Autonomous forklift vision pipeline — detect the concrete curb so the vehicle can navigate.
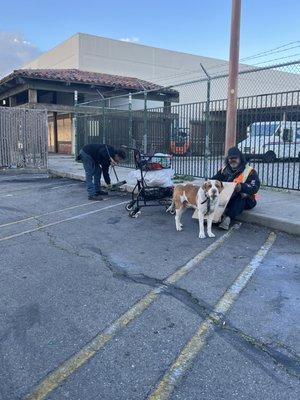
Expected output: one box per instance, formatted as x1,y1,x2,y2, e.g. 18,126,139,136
237,213,300,236
48,169,85,182
48,167,300,236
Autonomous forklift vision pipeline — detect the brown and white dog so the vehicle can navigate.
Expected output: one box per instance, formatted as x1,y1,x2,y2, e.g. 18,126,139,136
168,180,223,238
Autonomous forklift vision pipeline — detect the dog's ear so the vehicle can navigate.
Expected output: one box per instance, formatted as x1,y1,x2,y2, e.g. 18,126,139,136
202,181,211,192
215,180,224,193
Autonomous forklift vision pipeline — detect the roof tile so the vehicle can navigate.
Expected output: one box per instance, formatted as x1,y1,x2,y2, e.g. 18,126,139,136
0,68,176,95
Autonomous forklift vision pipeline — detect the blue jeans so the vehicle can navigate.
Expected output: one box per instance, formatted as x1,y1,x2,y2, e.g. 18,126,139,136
79,150,102,197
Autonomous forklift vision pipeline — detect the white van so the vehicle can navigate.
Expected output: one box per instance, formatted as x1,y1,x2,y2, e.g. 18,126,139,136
238,121,300,162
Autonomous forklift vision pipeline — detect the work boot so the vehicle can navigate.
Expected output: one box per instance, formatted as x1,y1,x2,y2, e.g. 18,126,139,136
219,216,231,230
95,190,108,196
88,195,103,201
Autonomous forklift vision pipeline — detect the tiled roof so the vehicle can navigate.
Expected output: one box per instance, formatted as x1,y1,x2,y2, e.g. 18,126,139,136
0,68,176,95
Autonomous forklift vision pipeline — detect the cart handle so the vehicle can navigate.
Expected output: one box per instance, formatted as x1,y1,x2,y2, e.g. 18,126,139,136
121,145,156,159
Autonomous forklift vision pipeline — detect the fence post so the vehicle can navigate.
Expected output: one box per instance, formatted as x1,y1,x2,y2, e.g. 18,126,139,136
143,91,148,153
102,99,106,144
200,64,211,179
204,79,211,179
128,93,133,146
74,90,79,159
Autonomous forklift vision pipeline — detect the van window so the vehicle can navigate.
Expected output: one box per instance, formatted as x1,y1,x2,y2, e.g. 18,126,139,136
282,128,293,142
296,128,300,140
250,122,278,136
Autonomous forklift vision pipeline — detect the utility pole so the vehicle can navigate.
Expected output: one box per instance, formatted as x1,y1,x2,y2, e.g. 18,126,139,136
225,0,241,154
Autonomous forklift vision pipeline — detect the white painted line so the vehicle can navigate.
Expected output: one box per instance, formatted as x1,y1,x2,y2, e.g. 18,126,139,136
0,201,127,243
49,183,80,190
148,231,277,400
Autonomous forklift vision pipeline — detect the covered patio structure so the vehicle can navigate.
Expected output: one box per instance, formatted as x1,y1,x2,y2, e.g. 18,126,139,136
0,69,179,154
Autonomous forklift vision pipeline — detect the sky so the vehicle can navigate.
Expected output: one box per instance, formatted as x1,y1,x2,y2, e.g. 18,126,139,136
0,0,299,77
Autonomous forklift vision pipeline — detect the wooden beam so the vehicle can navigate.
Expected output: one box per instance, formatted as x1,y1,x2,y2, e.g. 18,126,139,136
28,81,120,96
29,102,102,114
0,83,29,100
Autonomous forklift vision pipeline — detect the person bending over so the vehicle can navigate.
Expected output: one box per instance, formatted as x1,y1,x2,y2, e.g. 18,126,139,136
78,144,126,200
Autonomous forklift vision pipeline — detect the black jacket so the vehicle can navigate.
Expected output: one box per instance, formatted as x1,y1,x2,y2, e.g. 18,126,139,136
212,156,260,205
81,144,117,185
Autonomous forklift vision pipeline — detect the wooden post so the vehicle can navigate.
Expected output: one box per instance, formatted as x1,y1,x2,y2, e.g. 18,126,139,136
9,96,17,107
53,112,59,153
28,89,38,104
225,0,241,154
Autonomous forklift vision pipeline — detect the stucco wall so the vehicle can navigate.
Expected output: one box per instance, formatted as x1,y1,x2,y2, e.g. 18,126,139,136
23,34,80,69
22,33,300,105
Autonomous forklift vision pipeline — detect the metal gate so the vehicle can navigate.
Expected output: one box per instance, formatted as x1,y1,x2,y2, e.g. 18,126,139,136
0,107,48,169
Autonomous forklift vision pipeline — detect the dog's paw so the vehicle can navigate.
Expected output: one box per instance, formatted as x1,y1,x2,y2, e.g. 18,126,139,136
208,232,215,238
176,226,183,231
179,223,183,228
199,232,206,239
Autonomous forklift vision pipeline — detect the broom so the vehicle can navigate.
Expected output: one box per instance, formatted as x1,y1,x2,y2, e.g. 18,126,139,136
105,145,127,190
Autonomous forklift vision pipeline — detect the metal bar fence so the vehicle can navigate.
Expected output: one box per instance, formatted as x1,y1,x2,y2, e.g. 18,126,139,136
76,60,300,190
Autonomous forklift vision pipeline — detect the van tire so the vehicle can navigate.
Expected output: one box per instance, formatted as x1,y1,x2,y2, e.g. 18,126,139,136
264,151,276,163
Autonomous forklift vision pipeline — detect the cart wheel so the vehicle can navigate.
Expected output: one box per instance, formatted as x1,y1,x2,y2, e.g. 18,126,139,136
165,204,176,215
129,208,141,218
125,201,135,211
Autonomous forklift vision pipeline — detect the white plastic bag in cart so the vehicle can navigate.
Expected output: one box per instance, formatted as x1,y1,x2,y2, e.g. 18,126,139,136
127,168,174,188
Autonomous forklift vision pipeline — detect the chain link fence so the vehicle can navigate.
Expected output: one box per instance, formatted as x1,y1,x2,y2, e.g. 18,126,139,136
76,60,300,190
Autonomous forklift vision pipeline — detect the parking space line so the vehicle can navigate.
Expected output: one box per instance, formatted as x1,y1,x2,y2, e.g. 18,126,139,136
25,224,240,400
0,201,127,243
0,200,109,228
0,183,81,198
148,231,277,400
48,183,81,190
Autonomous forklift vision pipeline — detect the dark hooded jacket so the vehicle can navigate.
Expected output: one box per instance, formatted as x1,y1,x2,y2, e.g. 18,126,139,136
212,148,260,206
79,144,117,185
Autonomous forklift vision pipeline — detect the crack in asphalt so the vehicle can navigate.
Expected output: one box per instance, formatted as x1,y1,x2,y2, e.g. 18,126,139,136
32,216,94,260
85,245,300,382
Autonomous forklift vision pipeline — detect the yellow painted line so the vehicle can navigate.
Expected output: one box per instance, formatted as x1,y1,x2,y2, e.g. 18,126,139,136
0,201,127,243
148,231,277,400
26,224,241,400
0,200,108,228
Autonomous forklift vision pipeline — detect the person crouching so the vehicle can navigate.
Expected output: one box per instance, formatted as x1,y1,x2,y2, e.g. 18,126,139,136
212,147,260,230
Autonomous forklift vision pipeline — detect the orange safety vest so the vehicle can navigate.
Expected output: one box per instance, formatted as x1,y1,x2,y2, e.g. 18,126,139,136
222,164,259,200
235,165,259,200
233,164,253,184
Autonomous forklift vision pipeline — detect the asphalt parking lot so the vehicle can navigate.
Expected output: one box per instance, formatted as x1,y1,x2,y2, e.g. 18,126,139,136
0,173,299,400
